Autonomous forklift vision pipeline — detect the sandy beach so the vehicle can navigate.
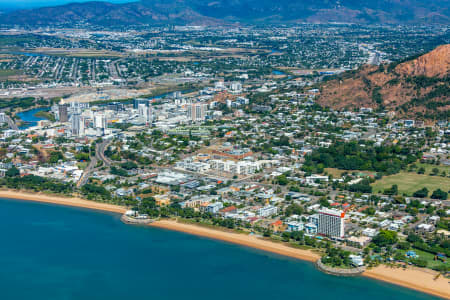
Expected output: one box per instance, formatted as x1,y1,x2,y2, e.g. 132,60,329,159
150,219,450,299
0,190,126,214
150,219,321,262
0,191,448,299
365,265,450,299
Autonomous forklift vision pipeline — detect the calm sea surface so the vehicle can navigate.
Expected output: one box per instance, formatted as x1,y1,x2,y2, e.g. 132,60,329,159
0,198,442,300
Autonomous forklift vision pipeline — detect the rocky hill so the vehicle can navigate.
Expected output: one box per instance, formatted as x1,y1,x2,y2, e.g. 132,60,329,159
2,0,449,26
317,44,450,120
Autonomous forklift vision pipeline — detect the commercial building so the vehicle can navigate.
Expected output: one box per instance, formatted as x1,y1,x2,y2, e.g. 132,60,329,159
287,221,304,232
94,114,107,130
209,159,260,175
258,205,278,217
205,202,224,214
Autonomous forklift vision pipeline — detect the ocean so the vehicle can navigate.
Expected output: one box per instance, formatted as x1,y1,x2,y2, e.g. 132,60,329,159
0,198,442,300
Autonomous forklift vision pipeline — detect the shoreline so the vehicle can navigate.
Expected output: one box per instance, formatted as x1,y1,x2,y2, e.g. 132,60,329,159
0,191,448,299
364,266,450,299
0,190,126,214
150,219,320,263
151,219,450,299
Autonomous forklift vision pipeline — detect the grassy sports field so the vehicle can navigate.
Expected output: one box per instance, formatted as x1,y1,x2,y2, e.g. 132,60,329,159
372,172,450,196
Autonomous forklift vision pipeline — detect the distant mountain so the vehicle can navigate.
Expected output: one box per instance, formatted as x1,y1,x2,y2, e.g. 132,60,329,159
1,0,449,26
317,44,450,120
0,1,220,26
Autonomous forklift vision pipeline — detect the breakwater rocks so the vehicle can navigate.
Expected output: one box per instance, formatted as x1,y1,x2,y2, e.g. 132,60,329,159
316,259,365,276
120,215,153,225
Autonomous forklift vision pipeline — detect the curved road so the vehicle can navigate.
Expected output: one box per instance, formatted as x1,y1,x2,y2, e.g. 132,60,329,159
77,139,112,187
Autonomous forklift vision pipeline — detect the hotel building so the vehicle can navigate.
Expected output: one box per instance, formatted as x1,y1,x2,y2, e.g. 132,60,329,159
318,208,345,238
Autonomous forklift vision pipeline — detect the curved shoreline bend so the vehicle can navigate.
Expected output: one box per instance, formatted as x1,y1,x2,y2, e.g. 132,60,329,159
150,220,450,299
0,191,448,299
150,219,320,262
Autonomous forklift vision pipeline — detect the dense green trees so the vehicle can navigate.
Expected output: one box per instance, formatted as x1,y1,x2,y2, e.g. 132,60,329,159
383,184,398,196
363,207,376,216
321,245,351,267
0,174,72,194
431,189,448,200
5,166,20,177
348,179,372,193
413,187,429,198
275,174,288,185
372,230,398,247
49,151,64,163
0,97,36,111
284,204,304,216
110,166,129,177
305,141,420,175
120,161,138,170
81,184,111,200
74,152,90,162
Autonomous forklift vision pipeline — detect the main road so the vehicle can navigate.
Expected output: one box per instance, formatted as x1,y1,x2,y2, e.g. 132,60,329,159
5,115,19,131
76,139,112,187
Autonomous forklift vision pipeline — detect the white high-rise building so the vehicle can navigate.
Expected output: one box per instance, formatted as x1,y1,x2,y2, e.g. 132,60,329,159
94,114,107,130
187,103,207,122
318,208,345,238
0,112,6,124
230,82,242,93
138,103,147,117
138,103,153,125
146,104,153,125
71,113,85,137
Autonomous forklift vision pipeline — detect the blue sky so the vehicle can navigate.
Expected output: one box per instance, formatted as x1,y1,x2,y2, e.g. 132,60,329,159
0,0,135,10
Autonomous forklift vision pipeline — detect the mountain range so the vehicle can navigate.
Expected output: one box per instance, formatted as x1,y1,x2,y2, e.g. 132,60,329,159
317,44,450,120
1,0,449,26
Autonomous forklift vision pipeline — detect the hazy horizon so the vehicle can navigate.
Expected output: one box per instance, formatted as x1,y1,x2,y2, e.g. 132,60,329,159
0,0,136,10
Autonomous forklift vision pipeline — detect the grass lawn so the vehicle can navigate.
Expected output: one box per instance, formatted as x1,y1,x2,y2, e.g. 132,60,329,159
372,172,450,196
324,168,376,178
398,249,449,270
77,162,89,170
412,163,450,176
0,69,22,77
324,168,346,178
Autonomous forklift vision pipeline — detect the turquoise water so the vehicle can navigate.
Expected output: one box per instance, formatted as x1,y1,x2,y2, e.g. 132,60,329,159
0,198,442,300
17,107,49,129
272,70,286,75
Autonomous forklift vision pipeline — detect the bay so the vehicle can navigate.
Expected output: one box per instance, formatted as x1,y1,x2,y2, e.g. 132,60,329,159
0,198,441,300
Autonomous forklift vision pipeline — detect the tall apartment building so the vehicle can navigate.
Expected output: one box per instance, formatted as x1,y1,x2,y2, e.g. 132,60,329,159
0,112,6,124
133,98,151,109
71,113,84,137
318,208,345,238
138,103,153,125
94,114,107,130
188,103,207,122
58,104,68,122
146,104,153,125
